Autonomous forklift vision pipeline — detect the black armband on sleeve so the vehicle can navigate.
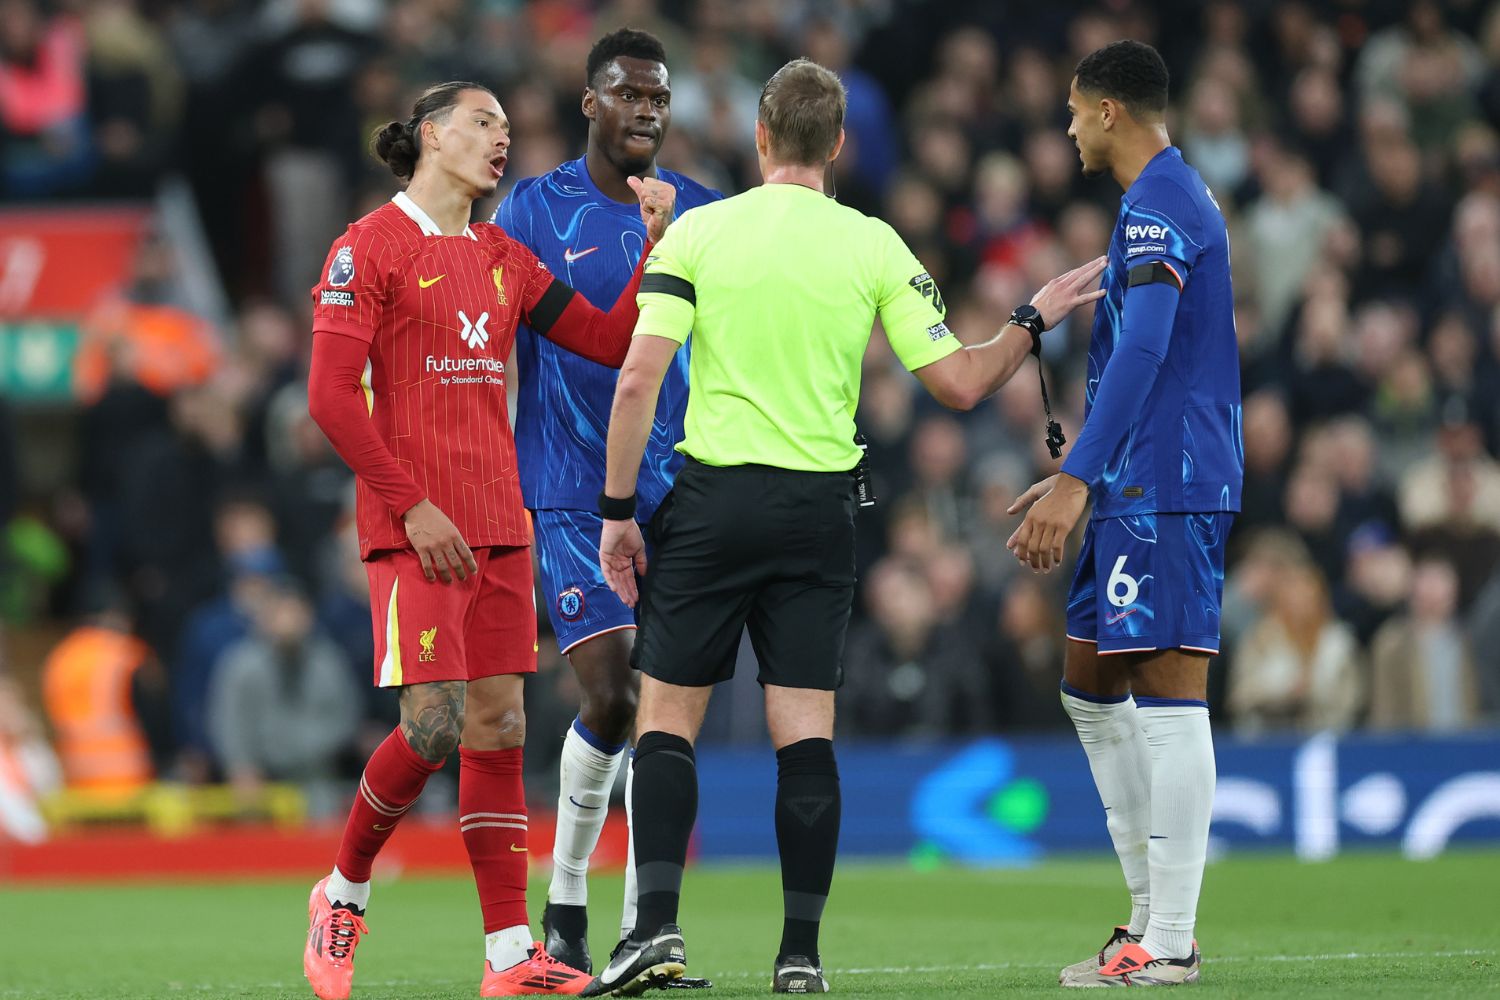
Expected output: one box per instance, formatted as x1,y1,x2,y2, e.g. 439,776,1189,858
528,279,576,334
1127,260,1185,292
639,272,696,304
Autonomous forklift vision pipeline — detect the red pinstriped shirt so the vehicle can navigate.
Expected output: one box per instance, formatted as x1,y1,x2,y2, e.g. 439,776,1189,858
310,193,640,558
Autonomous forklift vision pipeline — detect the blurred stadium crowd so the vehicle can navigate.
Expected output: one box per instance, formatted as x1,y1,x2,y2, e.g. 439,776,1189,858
3,0,1500,814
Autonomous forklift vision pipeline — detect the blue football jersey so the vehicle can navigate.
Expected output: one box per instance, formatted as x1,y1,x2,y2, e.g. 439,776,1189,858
495,157,721,518
1064,146,1243,518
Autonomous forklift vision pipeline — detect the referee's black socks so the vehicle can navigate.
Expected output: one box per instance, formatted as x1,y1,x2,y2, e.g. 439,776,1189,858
630,731,698,941
774,737,841,964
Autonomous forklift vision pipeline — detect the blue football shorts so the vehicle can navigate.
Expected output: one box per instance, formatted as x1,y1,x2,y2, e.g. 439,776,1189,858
1065,512,1233,655
532,508,640,655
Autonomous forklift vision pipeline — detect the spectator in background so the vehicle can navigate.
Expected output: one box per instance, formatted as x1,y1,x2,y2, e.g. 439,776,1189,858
802,13,897,206
1229,560,1364,735
1282,459,1346,586
262,382,351,584
1244,138,1346,343
1285,65,1351,189
82,0,181,199
0,0,92,197
1349,137,1450,303
1369,557,1480,732
1282,277,1368,426
207,575,358,818
1399,398,1500,535
905,414,975,544
1326,415,1399,537
41,595,167,794
238,0,376,304
987,576,1069,731
1237,390,1293,533
170,494,284,781
315,515,394,765
1399,397,1500,600
1181,74,1249,198
1336,522,1413,646
840,558,994,740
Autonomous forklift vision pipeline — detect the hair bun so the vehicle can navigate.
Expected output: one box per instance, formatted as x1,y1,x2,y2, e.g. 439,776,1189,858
372,120,418,180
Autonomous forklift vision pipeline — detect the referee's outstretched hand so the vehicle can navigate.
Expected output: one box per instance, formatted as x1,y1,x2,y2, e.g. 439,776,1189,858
402,499,478,584
600,517,648,607
1031,255,1108,330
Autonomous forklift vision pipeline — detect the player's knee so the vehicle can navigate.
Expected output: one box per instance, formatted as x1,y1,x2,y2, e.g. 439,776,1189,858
399,682,466,762
583,683,638,746
464,699,526,749
400,714,463,761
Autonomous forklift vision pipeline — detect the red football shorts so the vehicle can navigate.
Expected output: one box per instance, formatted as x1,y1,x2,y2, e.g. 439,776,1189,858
365,545,538,687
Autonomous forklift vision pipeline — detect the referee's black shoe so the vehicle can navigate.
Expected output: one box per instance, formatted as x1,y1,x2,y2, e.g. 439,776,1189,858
542,902,591,974
772,955,829,994
579,925,687,997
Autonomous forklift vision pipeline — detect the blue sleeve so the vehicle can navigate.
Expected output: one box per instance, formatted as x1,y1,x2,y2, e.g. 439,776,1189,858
1060,280,1181,487
1121,174,1204,275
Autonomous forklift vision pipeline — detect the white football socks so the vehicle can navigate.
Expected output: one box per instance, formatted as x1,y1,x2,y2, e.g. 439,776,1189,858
1136,702,1215,960
548,720,626,907
324,866,370,912
1061,686,1153,936
485,923,535,970
620,749,638,940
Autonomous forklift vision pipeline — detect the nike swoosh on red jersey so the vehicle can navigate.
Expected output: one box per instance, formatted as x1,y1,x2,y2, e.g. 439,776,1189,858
563,246,599,263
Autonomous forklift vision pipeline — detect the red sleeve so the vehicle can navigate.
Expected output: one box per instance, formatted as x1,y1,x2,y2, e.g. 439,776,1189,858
307,331,426,517
516,244,652,370
310,226,392,343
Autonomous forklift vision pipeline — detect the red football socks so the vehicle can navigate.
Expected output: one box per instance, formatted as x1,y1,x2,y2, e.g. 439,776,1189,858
335,728,444,882
459,746,529,933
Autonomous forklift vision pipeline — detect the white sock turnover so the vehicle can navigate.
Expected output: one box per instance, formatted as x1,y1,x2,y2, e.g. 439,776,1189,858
485,923,534,971
324,866,371,912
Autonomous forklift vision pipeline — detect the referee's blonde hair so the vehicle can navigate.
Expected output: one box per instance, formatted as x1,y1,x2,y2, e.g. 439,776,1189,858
758,59,847,166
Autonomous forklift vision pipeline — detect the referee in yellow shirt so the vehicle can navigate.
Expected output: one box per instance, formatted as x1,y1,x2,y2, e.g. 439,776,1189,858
582,59,1106,997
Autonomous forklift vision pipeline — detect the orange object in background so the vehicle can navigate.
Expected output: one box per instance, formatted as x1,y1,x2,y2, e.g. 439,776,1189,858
72,299,219,403
40,625,152,794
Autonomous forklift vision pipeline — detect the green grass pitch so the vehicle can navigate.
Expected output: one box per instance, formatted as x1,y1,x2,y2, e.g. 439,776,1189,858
2,852,1496,998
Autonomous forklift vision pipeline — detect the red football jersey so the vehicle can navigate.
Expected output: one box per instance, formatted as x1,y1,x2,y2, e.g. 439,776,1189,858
311,193,553,557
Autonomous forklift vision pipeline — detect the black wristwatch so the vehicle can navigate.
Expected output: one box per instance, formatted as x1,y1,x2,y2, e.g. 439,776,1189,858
1009,304,1046,357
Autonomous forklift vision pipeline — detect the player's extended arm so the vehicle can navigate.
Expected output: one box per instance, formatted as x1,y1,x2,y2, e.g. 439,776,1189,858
914,256,1107,410
598,334,679,606
525,249,652,369
307,331,426,516
1059,271,1182,487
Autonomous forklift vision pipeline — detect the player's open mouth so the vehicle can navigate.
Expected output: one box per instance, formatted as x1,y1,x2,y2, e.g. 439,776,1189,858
489,154,507,178
626,129,659,146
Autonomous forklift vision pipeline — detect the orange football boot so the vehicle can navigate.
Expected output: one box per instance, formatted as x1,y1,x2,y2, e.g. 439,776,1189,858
303,876,370,1000
481,944,590,996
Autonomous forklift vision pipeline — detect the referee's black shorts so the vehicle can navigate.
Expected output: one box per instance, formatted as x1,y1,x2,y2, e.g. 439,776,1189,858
632,458,856,690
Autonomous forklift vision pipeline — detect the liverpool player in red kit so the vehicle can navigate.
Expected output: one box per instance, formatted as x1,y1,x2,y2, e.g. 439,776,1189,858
302,82,675,998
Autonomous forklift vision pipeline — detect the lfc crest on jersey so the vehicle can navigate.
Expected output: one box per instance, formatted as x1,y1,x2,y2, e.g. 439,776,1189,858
492,266,507,306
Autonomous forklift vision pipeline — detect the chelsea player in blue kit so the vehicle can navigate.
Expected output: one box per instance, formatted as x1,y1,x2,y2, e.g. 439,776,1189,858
1007,42,1242,987
493,29,720,976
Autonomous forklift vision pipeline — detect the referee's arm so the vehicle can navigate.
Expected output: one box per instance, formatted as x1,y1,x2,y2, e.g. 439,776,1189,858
605,333,680,504
914,255,1107,411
